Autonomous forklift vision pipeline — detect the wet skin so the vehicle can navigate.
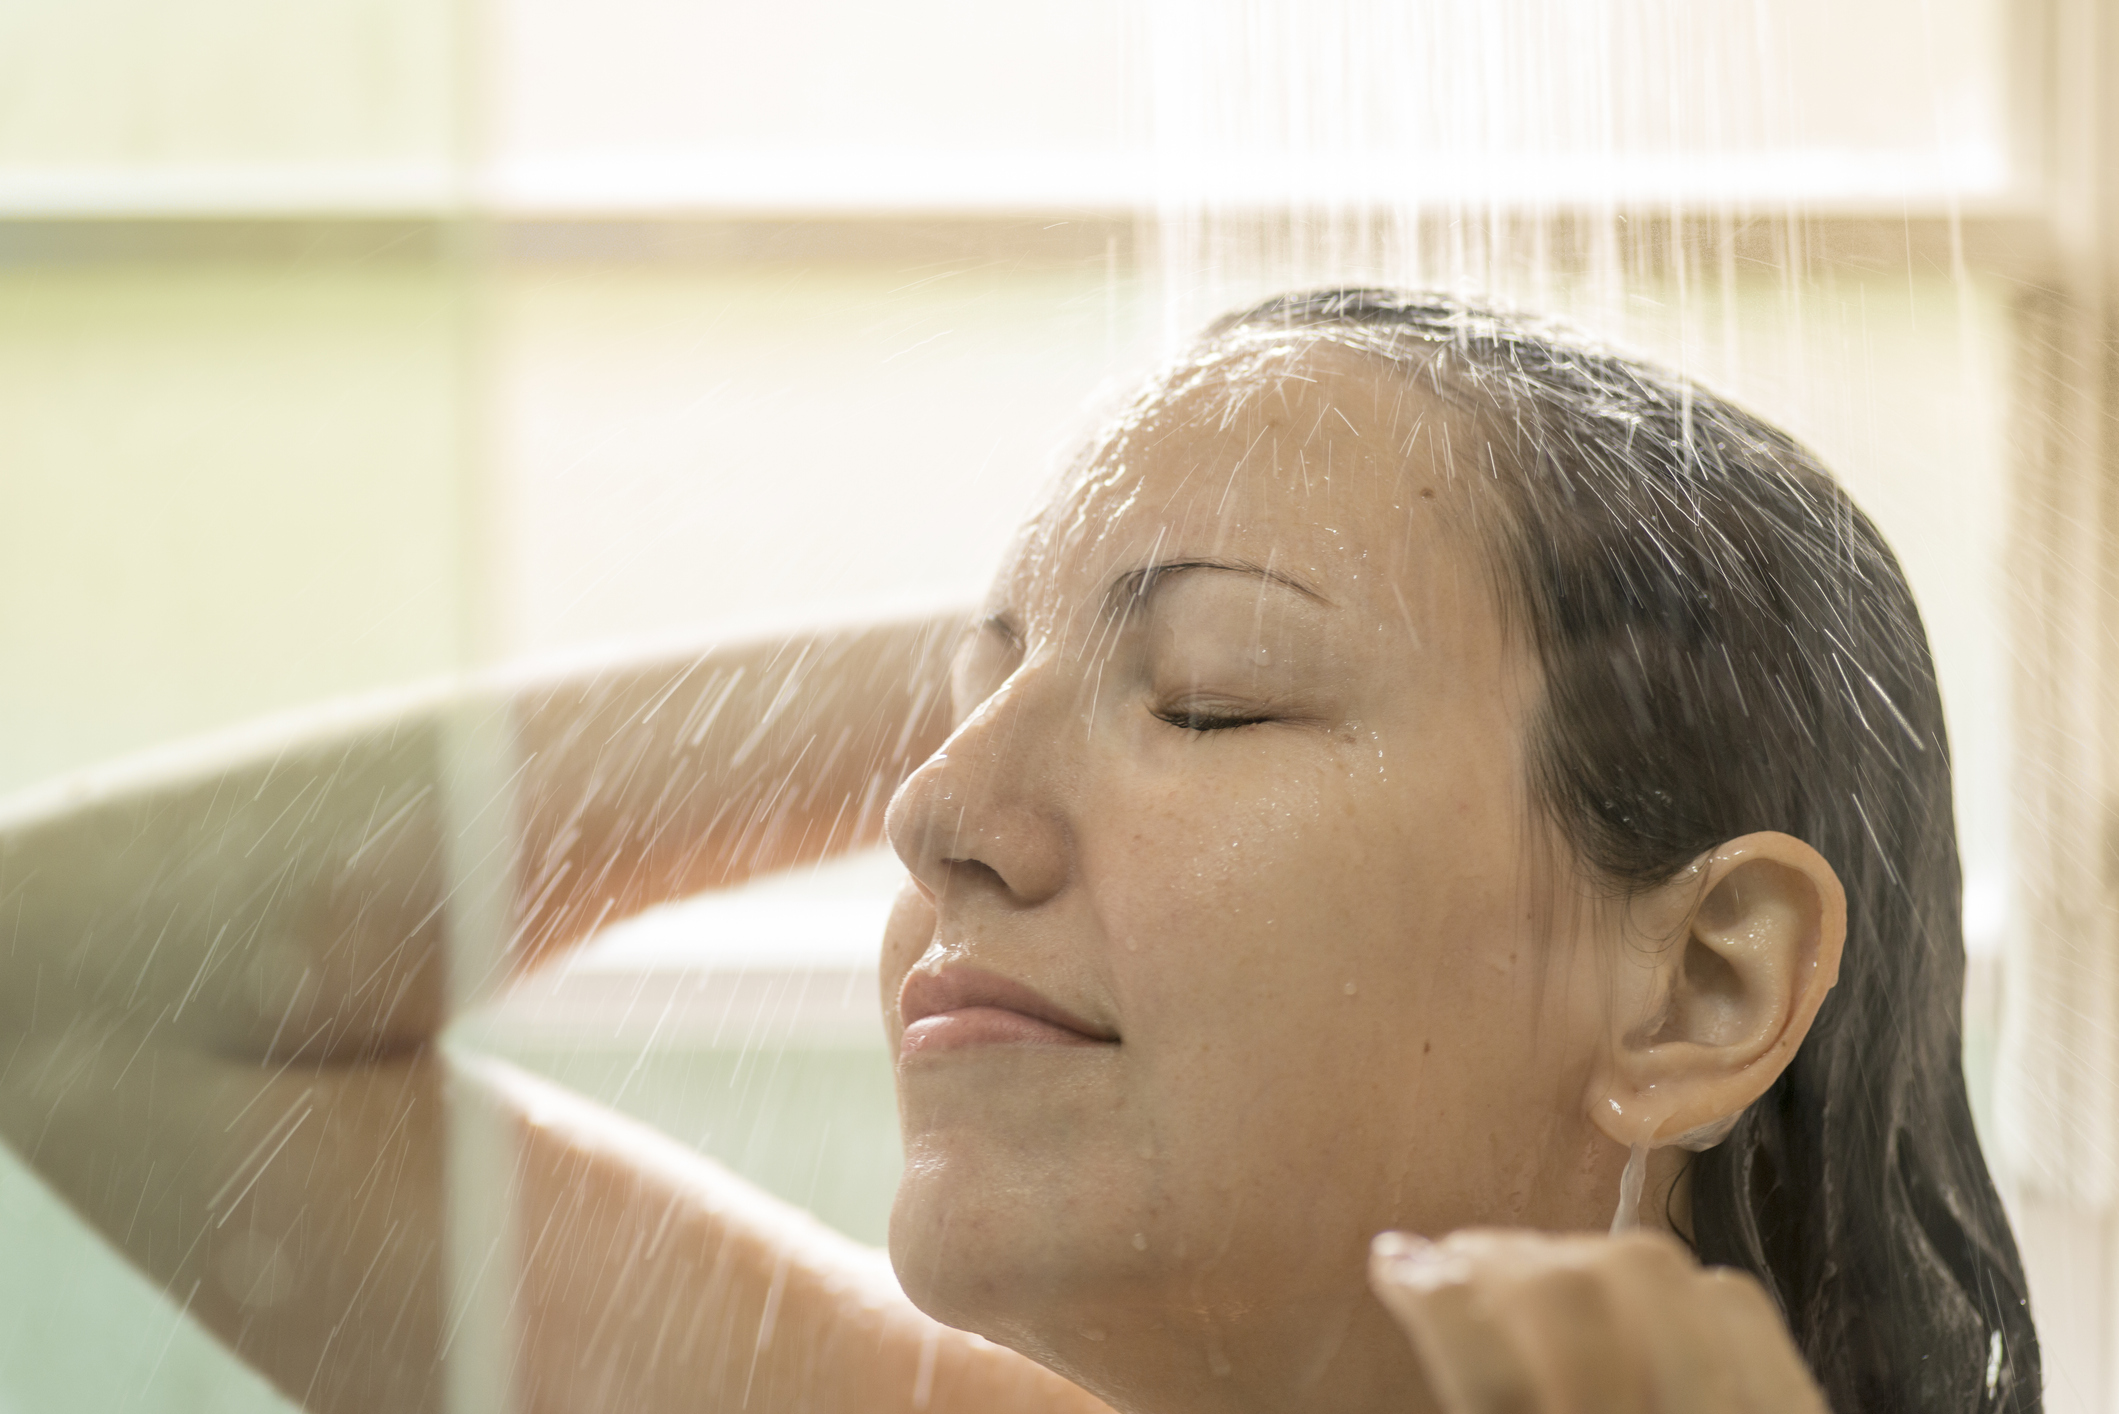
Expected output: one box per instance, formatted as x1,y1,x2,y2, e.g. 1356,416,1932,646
881,342,1630,1413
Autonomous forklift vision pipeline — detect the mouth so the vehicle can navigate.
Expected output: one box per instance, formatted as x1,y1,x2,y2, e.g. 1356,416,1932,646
898,966,1119,1056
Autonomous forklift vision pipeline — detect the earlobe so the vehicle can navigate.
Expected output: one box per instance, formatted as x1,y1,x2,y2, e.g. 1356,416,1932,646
1591,832,1847,1150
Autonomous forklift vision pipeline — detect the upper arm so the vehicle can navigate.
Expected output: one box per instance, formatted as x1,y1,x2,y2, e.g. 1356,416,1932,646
0,1025,448,1413
0,610,963,1059
505,612,962,973
484,1058,1112,1414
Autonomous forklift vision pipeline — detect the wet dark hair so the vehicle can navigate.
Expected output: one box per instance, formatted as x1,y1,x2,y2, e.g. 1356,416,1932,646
1214,289,2039,1413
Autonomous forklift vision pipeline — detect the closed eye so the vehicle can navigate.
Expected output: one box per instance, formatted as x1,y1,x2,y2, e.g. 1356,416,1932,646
1154,707,1275,732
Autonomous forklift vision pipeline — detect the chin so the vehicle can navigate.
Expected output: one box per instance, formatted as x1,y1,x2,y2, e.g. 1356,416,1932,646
888,1142,1087,1344
889,1141,1401,1414
886,1115,1162,1365
890,1041,1147,1317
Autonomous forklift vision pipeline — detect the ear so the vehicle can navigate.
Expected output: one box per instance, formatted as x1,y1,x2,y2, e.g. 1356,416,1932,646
1589,831,1847,1148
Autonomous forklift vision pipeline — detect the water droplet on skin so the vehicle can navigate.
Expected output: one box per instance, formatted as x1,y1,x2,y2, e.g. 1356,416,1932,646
1083,1327,1108,1342
1132,1232,1148,1251
1343,980,1358,996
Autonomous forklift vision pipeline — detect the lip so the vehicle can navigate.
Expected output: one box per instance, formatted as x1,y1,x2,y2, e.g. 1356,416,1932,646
898,966,1118,1056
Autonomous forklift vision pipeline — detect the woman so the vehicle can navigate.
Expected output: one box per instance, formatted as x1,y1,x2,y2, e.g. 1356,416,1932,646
0,291,2035,1412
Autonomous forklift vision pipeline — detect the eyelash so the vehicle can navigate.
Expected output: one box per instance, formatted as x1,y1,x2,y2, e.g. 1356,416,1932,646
1154,708,1273,733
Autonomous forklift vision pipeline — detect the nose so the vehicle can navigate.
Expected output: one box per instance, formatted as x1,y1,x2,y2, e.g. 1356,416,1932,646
885,666,1073,910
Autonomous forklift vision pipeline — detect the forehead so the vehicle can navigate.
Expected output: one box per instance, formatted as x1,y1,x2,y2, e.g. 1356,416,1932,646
996,338,1487,620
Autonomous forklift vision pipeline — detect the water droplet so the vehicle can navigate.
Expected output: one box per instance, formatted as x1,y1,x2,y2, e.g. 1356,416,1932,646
1131,1232,1148,1251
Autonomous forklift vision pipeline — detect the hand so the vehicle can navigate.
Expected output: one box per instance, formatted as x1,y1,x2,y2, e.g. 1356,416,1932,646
1369,1228,1829,1414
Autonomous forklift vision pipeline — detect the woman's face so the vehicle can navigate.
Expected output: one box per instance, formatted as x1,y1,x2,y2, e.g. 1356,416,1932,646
881,342,1625,1412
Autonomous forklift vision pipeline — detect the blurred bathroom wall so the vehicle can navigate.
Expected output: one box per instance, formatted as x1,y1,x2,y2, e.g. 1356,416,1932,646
1,3,465,1406
2,0,2109,1410
0,0,456,203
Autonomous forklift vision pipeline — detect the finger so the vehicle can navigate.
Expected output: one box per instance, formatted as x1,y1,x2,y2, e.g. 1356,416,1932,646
1442,1229,1666,1414
1692,1270,1830,1414
1585,1233,1737,1414
1501,1250,1656,1413
1370,1232,1543,1414
1593,1243,1824,1414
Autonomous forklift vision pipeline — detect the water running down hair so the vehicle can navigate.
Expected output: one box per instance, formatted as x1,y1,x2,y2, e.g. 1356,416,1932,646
1211,289,2039,1414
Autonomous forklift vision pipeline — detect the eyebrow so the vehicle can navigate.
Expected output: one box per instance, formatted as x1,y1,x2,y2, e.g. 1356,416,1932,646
1107,558,1332,613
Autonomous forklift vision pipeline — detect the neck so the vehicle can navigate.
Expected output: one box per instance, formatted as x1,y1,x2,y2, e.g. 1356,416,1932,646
1030,1282,1446,1414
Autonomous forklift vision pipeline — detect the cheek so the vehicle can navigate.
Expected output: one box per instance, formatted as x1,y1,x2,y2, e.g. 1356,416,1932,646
1083,744,1422,1091
1092,737,1502,996
1085,735,1554,1136
1087,745,1335,945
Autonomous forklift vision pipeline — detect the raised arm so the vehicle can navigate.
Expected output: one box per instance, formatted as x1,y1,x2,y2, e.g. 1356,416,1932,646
0,613,1107,1414
506,616,955,973
1,615,956,1070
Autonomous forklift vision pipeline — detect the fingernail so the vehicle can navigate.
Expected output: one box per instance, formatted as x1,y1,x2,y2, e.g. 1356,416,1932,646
1370,1230,1460,1290
1371,1230,1431,1262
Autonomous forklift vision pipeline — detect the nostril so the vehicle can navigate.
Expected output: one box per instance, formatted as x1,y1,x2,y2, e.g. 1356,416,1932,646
941,857,1010,891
